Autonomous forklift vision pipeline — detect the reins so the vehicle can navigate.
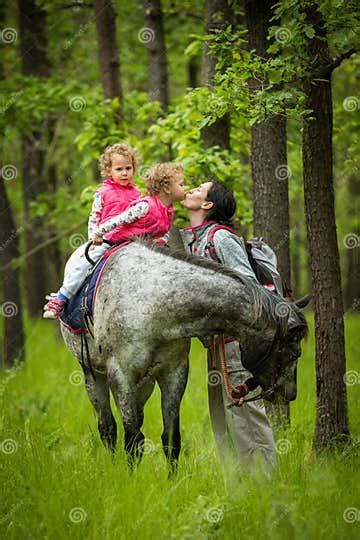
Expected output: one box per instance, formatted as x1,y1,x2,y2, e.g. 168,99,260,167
209,333,281,408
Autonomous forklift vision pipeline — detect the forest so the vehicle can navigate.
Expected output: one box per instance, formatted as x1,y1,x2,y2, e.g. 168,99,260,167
0,1,359,539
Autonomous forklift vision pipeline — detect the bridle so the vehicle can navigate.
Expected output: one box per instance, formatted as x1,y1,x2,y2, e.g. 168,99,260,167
209,330,284,407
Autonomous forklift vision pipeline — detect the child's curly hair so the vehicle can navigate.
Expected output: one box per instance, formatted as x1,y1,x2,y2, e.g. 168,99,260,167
145,162,183,196
99,143,139,178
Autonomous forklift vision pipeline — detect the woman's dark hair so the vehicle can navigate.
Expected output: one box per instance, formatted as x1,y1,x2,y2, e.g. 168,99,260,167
205,181,237,227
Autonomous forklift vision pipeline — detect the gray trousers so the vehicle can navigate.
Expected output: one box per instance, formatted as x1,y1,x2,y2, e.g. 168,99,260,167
207,339,277,471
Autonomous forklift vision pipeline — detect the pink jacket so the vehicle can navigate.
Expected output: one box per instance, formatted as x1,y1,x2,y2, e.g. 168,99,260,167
88,178,141,239
101,196,175,243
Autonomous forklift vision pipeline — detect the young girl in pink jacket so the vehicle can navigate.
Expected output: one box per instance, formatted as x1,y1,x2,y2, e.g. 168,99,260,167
87,143,141,241
43,162,186,318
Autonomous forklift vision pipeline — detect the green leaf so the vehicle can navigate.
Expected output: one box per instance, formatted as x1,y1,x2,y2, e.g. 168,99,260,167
184,40,202,58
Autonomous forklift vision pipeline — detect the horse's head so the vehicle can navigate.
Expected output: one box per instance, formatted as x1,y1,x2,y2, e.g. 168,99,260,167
244,295,311,402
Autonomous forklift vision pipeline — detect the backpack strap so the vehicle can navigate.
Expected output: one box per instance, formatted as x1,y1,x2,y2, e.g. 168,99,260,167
205,224,293,298
205,224,239,262
205,224,255,273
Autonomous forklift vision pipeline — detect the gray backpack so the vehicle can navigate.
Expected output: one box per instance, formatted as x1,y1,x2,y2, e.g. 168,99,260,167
206,225,292,298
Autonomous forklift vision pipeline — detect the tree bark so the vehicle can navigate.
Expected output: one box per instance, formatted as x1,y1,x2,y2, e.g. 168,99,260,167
302,3,349,450
245,0,291,425
188,56,199,88
94,0,122,116
0,2,25,366
142,0,169,111
18,0,50,317
46,118,62,290
201,0,232,150
0,177,25,367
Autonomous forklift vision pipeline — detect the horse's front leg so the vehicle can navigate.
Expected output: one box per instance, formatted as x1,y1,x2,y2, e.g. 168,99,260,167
81,365,117,452
107,360,145,467
156,339,190,473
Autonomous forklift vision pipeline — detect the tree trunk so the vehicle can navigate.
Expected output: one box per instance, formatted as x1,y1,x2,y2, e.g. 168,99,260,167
142,0,169,111
201,0,232,150
46,118,62,290
302,4,349,450
94,0,122,117
18,0,50,317
21,133,50,316
0,2,25,366
245,0,291,425
188,56,199,88
0,176,25,367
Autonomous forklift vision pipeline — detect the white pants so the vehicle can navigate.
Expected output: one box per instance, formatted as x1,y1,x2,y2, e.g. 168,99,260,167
207,340,277,472
60,242,109,299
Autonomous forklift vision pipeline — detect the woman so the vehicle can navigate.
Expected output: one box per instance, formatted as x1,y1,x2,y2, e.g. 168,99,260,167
180,181,277,471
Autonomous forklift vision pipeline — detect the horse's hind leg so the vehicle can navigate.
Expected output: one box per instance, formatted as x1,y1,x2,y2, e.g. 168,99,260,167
156,339,190,472
82,366,117,452
107,361,145,466
136,376,156,433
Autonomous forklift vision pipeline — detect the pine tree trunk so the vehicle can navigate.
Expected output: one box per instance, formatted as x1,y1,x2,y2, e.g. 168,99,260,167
302,4,349,450
188,57,199,88
0,176,25,367
0,2,25,366
46,119,62,290
18,0,50,317
201,0,232,149
94,0,122,116
142,0,169,111
245,0,291,425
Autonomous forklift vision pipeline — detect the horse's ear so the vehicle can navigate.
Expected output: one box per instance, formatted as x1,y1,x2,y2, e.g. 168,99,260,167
295,294,312,309
168,226,185,251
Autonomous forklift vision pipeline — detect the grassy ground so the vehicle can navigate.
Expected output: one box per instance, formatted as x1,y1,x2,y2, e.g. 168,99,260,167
0,314,359,539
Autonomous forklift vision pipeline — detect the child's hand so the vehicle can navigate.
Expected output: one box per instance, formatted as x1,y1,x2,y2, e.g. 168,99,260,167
90,233,103,249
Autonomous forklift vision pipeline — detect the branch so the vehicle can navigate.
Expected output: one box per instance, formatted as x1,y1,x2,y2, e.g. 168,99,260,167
329,48,357,72
0,219,87,272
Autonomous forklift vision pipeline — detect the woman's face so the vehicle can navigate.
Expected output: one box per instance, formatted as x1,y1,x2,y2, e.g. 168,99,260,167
182,181,213,210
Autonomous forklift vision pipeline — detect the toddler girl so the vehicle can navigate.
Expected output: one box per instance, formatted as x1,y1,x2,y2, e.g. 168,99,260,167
43,142,141,318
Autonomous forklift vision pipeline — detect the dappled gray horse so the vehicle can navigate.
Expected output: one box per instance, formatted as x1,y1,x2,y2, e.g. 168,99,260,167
61,240,307,467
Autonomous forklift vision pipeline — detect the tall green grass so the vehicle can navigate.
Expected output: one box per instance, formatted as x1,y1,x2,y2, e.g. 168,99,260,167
0,314,359,539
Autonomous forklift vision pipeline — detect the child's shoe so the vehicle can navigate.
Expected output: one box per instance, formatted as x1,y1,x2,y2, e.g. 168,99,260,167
43,297,66,319
45,292,58,301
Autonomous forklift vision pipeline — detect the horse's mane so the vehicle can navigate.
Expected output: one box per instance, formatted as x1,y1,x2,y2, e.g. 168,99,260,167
135,238,307,337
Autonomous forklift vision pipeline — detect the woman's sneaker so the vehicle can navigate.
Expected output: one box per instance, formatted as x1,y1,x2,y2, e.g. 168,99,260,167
43,297,66,319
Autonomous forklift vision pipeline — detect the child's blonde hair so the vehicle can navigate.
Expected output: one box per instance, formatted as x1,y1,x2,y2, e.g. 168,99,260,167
99,143,139,178
145,162,183,196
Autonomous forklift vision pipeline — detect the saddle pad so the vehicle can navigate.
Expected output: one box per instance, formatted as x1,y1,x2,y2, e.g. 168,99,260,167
59,243,128,334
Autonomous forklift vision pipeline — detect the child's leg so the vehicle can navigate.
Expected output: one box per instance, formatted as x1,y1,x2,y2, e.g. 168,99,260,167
59,243,109,300
43,243,110,319
63,243,87,277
